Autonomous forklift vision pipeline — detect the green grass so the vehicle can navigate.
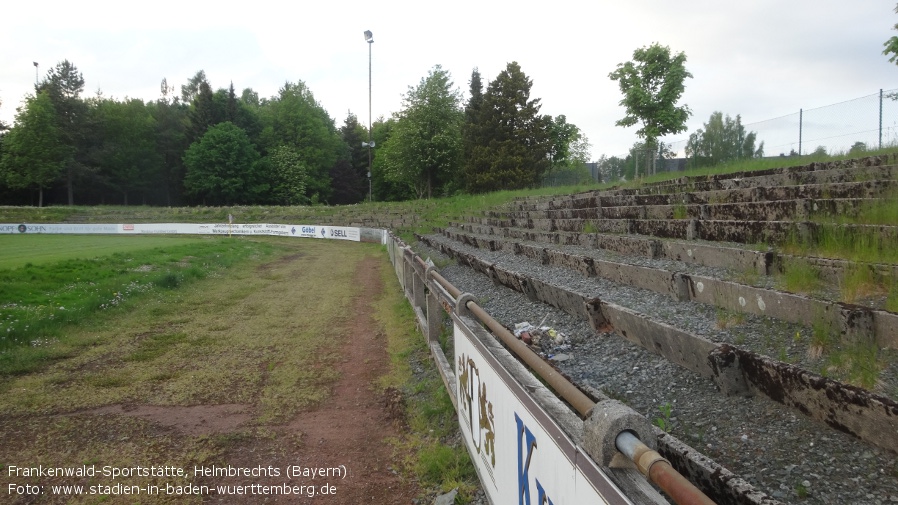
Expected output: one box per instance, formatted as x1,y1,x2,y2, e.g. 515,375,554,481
888,282,898,313
0,236,275,375
840,264,879,304
825,343,881,389
374,257,478,500
777,258,823,294
0,235,210,269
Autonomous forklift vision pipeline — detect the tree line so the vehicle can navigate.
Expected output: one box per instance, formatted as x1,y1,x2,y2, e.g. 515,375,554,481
0,60,592,207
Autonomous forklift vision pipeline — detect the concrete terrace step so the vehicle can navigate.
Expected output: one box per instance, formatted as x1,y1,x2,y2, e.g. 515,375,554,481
430,229,898,350
417,232,898,457
492,197,884,222
504,156,898,212
498,180,896,216
447,224,898,288
466,215,898,246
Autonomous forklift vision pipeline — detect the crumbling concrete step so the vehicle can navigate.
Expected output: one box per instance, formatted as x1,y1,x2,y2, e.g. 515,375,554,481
417,233,898,456
446,224,773,274
434,229,898,350
501,180,897,214
471,215,898,247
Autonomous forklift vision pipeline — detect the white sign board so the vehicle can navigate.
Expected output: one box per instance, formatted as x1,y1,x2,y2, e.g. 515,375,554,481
453,316,633,505
0,223,362,242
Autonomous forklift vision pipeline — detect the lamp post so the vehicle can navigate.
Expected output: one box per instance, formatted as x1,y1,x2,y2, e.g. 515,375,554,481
363,30,374,202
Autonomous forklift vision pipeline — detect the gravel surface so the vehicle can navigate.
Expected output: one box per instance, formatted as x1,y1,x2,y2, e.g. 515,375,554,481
415,236,898,505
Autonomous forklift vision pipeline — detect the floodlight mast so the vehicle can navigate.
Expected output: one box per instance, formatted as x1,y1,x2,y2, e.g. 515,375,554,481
364,30,374,202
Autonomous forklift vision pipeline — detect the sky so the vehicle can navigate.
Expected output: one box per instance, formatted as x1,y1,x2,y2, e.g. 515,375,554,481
1,0,897,159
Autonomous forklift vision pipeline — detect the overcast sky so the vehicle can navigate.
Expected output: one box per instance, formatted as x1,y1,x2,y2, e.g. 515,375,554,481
2,0,896,159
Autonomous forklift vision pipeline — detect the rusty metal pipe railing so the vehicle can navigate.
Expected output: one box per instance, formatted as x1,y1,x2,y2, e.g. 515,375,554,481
429,269,462,300
616,431,716,505
403,237,717,505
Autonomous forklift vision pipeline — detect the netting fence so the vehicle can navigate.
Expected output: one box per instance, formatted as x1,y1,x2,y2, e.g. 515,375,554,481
554,88,898,185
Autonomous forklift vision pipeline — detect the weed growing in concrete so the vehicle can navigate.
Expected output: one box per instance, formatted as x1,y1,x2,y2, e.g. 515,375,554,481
808,315,835,360
583,220,599,234
778,257,822,294
826,343,881,390
653,402,673,432
796,481,809,499
716,308,746,329
672,204,688,220
839,264,879,303
888,282,898,313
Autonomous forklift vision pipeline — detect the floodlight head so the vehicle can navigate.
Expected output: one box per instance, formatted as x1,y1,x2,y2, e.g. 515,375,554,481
364,30,373,43
33,61,38,67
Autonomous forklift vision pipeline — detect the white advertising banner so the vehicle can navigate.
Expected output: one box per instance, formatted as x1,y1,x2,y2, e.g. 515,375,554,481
0,222,362,242
453,315,633,505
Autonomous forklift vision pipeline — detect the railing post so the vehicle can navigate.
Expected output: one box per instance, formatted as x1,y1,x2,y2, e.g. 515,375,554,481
424,266,443,343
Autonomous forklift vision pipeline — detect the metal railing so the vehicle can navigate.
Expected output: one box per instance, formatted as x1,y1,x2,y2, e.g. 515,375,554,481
388,232,717,505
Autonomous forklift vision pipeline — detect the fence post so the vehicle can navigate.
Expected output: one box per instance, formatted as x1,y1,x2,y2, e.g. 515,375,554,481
799,108,803,156
879,88,882,149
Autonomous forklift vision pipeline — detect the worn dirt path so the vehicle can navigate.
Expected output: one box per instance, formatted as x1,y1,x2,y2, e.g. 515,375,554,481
204,254,418,504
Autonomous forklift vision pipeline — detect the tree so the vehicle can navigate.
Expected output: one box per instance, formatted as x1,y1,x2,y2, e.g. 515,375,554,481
92,98,162,205
462,68,484,175
258,82,342,203
0,92,68,206
37,60,89,204
330,112,368,204
609,43,692,176
149,79,189,205
849,141,867,155
370,117,410,201
464,62,552,193
187,80,216,144
685,112,763,168
181,70,208,104
379,65,464,198
884,4,898,64
268,145,308,205
183,122,264,205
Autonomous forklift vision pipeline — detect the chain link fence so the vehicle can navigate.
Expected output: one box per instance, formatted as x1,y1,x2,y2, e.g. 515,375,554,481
581,88,898,183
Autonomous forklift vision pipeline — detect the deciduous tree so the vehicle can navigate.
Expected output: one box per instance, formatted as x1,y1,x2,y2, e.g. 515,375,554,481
183,122,264,205
609,43,692,176
379,65,463,198
685,112,763,168
0,92,68,206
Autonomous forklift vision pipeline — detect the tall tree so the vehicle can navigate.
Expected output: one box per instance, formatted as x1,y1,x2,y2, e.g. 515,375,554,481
149,78,189,205
0,92,68,206
331,112,368,204
464,62,551,193
885,4,898,64
181,70,208,104
258,81,342,203
462,68,484,174
379,65,464,198
37,60,89,204
183,122,264,205
92,98,162,205
609,43,692,177
187,80,216,144
685,112,763,168
268,145,308,205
